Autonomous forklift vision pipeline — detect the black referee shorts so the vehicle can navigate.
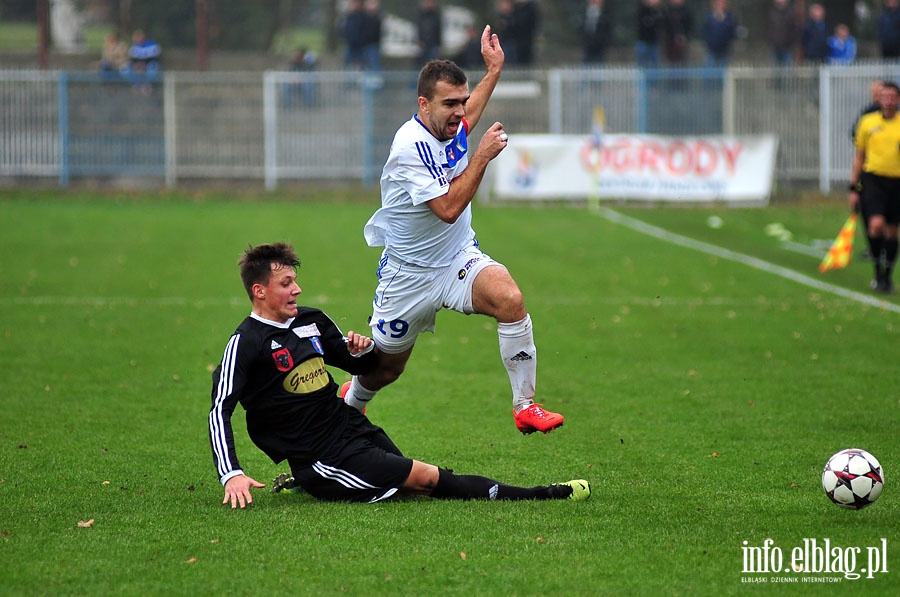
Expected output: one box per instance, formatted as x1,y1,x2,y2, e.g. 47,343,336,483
289,414,414,503
861,172,900,225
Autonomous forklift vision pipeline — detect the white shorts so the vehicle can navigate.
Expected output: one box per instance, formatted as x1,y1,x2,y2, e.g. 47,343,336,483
369,245,503,354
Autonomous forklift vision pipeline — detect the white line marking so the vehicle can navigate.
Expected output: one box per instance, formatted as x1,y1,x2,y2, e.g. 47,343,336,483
0,296,247,307
780,240,827,258
595,207,900,314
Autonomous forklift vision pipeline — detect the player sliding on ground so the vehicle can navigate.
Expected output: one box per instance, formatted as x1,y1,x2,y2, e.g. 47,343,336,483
209,243,590,506
342,24,565,434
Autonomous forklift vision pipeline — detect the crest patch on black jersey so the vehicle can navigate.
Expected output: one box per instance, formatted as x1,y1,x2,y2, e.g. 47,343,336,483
272,347,293,372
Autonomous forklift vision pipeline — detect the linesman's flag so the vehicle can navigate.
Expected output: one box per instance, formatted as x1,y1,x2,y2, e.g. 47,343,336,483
819,214,857,273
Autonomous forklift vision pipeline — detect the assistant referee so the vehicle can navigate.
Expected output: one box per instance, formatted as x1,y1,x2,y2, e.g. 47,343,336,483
849,81,900,293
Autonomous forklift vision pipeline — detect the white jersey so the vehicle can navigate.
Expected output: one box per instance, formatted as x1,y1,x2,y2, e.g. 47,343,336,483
364,115,476,267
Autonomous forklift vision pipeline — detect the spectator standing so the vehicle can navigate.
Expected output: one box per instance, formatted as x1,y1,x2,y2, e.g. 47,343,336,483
663,0,693,67
341,0,366,69
827,24,857,65
878,0,900,60
849,82,900,293
636,0,665,69
582,0,612,65
360,0,383,72
98,33,128,75
417,0,443,63
512,0,540,66
768,0,797,67
127,29,161,78
801,3,829,63
454,23,483,68
701,0,738,68
494,0,518,64
287,47,318,107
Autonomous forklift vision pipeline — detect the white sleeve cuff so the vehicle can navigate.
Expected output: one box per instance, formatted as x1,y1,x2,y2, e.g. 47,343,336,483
220,469,244,486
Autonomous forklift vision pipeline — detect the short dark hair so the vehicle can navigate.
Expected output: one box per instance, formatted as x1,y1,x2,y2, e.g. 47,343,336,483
238,242,300,299
883,82,900,95
417,59,468,100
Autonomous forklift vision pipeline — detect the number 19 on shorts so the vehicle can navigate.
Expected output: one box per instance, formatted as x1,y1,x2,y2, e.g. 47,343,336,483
375,318,409,338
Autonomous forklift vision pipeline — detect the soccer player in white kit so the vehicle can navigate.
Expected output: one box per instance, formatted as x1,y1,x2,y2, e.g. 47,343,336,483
341,24,564,434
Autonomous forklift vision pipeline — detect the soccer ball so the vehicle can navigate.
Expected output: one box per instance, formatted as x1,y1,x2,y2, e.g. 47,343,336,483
821,448,884,510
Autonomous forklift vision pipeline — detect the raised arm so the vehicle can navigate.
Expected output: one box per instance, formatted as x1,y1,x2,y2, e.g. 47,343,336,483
462,25,505,132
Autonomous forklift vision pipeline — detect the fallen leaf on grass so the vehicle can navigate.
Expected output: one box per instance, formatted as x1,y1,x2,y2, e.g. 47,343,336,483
459,552,466,560
186,557,198,563
77,519,94,528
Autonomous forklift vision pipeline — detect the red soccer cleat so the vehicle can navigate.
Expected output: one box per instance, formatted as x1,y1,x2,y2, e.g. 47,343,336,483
514,403,564,434
339,380,365,415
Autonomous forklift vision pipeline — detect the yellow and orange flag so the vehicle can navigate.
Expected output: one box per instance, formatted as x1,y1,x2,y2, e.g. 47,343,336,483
819,214,857,273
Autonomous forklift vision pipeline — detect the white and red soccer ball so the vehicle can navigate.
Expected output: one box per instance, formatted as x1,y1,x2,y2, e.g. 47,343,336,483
821,448,884,510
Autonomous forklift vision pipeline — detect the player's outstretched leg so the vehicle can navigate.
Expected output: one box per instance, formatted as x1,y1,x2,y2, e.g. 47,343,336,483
499,314,564,434
429,468,590,501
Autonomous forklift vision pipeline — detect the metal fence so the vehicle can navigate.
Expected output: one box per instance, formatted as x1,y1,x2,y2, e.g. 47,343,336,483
2,64,900,192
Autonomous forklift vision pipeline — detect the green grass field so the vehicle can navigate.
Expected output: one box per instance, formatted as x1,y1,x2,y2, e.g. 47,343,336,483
1,189,897,595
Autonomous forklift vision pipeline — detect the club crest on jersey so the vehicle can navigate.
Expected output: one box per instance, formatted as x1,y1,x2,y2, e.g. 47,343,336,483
310,336,324,355
272,347,293,372
443,128,468,169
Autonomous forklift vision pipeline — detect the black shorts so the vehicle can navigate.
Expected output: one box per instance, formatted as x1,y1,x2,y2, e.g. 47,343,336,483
288,413,413,503
861,172,900,225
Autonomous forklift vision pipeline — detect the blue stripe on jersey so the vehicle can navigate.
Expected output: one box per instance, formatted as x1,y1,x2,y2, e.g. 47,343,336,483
415,141,447,186
210,333,240,478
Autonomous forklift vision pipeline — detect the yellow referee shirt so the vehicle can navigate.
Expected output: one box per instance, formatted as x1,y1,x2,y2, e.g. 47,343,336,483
855,111,900,177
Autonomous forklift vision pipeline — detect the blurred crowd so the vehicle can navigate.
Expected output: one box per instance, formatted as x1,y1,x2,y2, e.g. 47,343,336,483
330,0,900,70
96,1,900,75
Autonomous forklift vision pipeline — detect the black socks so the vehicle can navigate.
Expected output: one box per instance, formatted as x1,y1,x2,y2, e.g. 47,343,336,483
430,468,551,501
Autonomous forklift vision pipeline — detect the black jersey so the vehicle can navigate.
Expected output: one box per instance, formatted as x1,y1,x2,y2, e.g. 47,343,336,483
209,307,377,484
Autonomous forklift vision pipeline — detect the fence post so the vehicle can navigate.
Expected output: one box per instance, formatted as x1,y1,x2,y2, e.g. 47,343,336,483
263,72,278,191
819,66,831,194
361,73,381,186
723,67,736,136
57,72,69,188
548,68,562,135
637,70,648,134
164,72,177,188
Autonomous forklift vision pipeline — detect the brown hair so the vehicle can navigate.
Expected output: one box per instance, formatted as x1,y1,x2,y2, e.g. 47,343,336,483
238,242,300,299
417,59,468,100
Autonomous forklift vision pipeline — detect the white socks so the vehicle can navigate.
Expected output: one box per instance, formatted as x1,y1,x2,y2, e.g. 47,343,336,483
498,314,537,414
344,377,377,413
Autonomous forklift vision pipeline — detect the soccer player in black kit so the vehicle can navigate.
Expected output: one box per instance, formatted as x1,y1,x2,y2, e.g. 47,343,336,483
209,243,590,507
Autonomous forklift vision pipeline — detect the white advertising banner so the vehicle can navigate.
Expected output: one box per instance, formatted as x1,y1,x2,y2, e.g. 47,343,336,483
489,134,779,204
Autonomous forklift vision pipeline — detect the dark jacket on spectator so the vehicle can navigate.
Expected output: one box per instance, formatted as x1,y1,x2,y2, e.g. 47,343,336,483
801,18,829,62
878,6,900,59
